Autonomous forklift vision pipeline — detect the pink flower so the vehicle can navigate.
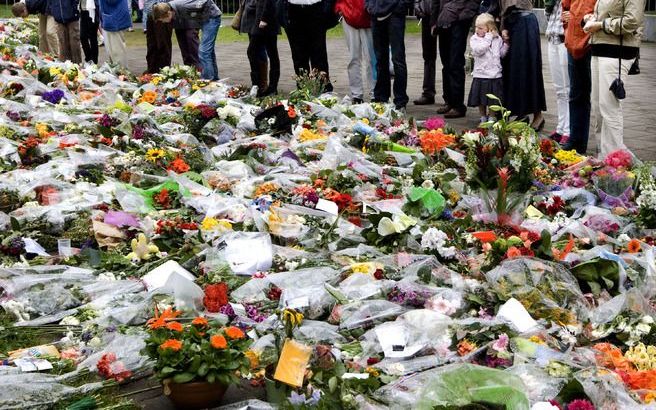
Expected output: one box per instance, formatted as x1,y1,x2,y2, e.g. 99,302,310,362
424,116,446,131
492,333,509,351
604,149,632,169
566,399,595,410
425,296,457,315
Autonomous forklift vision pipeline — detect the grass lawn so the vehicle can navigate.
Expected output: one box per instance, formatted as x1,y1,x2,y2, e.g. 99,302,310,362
0,4,12,18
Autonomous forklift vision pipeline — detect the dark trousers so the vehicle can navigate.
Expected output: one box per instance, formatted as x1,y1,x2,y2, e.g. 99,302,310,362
567,50,592,154
438,19,471,112
175,28,200,70
80,10,99,64
372,12,408,108
146,15,172,74
247,34,280,90
285,3,329,77
420,16,437,99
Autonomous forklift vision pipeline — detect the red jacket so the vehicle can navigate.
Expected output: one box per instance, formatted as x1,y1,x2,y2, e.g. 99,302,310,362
562,0,596,59
335,0,371,29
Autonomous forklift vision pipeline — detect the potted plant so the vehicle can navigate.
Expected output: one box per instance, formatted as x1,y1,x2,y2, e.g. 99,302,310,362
143,308,252,409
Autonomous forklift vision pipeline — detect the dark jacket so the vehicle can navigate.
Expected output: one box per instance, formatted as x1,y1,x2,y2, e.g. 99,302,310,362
48,0,80,23
364,0,409,18
240,0,279,35
430,0,479,29
26,0,48,15
98,0,132,31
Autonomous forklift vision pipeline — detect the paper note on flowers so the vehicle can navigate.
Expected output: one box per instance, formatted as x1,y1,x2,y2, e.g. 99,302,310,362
274,339,312,387
496,298,538,333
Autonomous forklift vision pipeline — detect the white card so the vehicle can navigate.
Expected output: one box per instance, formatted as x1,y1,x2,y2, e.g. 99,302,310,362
342,373,370,380
496,298,539,333
315,199,338,216
284,296,310,310
22,238,50,257
230,303,247,318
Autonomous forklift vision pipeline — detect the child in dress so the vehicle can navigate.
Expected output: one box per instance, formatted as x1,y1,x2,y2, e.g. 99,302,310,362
467,13,508,124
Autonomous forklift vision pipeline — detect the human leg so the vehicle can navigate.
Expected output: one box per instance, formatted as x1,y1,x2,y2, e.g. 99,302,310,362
371,18,391,103
342,20,364,100
199,17,221,80
389,12,408,109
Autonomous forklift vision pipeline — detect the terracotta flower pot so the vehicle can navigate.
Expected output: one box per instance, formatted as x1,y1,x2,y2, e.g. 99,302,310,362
163,379,228,410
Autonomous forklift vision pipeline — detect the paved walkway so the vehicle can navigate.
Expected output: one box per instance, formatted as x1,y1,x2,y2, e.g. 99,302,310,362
115,29,656,160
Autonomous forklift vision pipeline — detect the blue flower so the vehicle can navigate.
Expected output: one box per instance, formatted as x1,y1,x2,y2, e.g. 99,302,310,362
288,391,306,406
42,89,65,104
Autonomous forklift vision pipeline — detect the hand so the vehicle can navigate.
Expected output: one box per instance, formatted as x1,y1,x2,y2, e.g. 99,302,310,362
583,13,596,23
259,21,268,28
491,30,499,38
583,20,602,33
501,29,510,42
561,10,570,24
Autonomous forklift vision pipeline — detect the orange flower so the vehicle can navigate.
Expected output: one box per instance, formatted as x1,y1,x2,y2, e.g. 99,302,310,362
287,106,296,119
225,326,245,340
418,129,455,155
160,339,183,351
210,335,228,349
472,231,497,243
506,246,522,259
593,343,634,372
168,157,190,174
166,321,183,332
457,339,476,356
192,317,208,327
147,307,181,330
140,90,157,104
627,239,641,254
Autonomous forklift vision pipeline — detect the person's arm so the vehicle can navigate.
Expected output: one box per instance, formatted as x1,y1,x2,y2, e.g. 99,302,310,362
600,0,645,35
499,36,509,57
430,0,439,33
470,33,493,56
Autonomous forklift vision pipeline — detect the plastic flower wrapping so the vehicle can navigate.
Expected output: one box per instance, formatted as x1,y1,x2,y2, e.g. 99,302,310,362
2,18,656,410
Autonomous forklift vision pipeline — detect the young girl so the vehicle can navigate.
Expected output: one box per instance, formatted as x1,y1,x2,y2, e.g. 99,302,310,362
467,13,509,124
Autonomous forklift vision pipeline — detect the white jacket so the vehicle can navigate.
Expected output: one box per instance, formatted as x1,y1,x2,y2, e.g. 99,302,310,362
470,32,508,79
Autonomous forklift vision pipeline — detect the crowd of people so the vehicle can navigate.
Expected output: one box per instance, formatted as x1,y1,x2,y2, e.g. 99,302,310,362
12,0,646,156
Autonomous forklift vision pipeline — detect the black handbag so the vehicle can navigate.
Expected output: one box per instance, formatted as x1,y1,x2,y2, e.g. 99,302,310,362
609,1,626,100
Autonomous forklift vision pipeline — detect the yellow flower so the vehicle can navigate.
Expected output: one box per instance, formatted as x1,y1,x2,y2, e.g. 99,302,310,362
365,367,380,377
282,309,304,327
145,148,165,162
350,262,372,274
554,149,584,166
361,118,370,125
298,129,326,143
645,392,656,404
49,67,62,77
528,335,546,345
201,217,219,231
245,350,260,369
151,76,161,85
35,123,49,138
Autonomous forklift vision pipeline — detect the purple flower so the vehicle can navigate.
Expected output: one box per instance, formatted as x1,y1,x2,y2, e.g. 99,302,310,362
104,211,140,228
98,114,117,128
307,389,322,406
219,303,236,319
42,89,65,104
132,125,145,140
245,304,266,322
7,111,20,122
492,333,509,351
288,391,306,406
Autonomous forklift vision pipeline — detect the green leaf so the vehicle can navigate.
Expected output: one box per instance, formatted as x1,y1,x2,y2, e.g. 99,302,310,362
329,376,338,393
173,372,195,384
10,217,20,231
189,356,201,373
207,372,216,383
161,366,176,375
197,362,209,377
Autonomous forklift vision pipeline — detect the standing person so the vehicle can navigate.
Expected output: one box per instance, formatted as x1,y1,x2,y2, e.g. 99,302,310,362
561,0,595,153
80,0,99,63
153,0,222,81
366,0,411,111
145,0,173,73
545,0,569,143
430,0,480,118
335,0,375,103
284,0,335,92
11,0,59,56
500,0,546,130
174,16,201,70
98,0,132,67
582,0,645,157
467,13,508,124
48,0,83,63
241,0,281,96
413,0,436,105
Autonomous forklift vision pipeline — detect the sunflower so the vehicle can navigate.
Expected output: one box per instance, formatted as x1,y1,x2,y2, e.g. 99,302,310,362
145,148,166,162
160,339,183,351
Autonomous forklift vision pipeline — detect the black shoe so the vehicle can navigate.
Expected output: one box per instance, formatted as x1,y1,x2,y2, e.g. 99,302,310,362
352,97,364,104
436,104,451,114
413,95,435,105
324,82,334,93
262,87,278,97
443,108,466,119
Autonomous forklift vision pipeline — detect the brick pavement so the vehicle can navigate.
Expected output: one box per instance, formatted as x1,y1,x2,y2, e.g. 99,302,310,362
116,28,656,160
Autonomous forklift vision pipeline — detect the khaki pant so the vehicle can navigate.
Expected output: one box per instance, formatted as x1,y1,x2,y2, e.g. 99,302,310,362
56,20,82,63
104,30,127,68
38,14,60,56
591,56,634,157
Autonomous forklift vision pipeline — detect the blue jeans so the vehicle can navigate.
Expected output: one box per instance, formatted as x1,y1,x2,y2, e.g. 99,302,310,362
200,16,221,80
371,11,408,108
566,50,592,154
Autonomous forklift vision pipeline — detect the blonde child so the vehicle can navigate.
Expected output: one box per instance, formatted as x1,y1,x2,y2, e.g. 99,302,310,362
467,13,509,124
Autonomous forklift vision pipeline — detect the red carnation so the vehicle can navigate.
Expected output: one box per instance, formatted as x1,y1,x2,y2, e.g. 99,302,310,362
203,282,229,312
